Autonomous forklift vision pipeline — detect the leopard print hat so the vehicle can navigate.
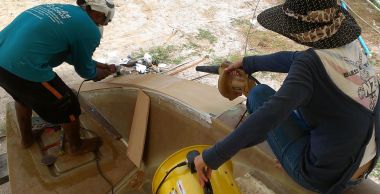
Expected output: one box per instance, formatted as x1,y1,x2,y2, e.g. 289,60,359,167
257,0,361,49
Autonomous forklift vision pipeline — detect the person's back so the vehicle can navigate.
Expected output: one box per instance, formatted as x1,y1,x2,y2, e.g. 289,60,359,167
283,41,378,190
0,0,116,155
0,4,101,82
194,0,380,193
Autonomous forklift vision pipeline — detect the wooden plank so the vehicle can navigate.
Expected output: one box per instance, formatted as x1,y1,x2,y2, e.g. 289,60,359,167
127,90,150,168
167,58,207,75
0,153,9,185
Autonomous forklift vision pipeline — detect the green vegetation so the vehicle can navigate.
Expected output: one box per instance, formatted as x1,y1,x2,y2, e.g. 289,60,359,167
132,45,185,64
210,52,244,65
371,0,380,8
171,56,186,65
231,18,251,27
147,45,176,63
196,29,218,44
182,42,200,50
246,30,306,54
373,161,380,178
131,29,221,65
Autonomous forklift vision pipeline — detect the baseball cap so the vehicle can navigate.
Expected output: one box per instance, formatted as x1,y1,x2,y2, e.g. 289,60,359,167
84,0,115,24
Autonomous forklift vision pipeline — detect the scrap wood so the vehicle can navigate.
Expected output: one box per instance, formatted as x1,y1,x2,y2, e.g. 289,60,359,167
191,73,212,81
127,90,150,168
167,57,208,75
164,59,197,74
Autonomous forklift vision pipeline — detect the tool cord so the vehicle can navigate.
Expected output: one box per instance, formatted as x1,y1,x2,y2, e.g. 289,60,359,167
155,161,187,194
77,79,114,194
235,108,248,129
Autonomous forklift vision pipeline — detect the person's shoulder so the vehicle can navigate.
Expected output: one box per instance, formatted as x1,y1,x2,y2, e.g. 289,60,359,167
57,4,85,15
64,6,99,37
38,3,77,10
285,49,324,76
34,4,83,17
292,49,321,65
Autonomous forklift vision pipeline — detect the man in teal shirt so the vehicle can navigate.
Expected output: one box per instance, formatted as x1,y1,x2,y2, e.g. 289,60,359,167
0,0,116,155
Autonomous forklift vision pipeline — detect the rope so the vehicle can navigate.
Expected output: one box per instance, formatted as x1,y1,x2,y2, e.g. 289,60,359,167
244,0,261,56
366,0,380,12
342,0,380,35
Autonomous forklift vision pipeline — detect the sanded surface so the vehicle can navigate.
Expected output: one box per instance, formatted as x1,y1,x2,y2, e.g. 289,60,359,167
79,74,245,116
214,103,247,130
127,90,150,168
0,153,8,185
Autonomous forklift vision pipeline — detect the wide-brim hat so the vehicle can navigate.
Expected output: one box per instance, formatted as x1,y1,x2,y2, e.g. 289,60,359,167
257,0,361,49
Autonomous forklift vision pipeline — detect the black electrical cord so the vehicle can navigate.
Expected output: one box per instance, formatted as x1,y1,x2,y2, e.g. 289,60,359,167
77,79,114,194
235,108,248,129
95,150,114,194
155,161,188,194
76,79,91,97
81,120,115,194
248,74,261,84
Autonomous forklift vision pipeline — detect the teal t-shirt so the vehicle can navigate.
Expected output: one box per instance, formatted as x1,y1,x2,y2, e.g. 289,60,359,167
0,4,101,82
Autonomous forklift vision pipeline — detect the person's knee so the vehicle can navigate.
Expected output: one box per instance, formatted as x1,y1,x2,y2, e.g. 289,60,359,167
54,94,81,123
246,84,275,113
249,84,275,96
34,92,81,124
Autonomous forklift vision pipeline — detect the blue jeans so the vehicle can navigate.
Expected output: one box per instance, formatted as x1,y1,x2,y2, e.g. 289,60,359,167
246,84,320,192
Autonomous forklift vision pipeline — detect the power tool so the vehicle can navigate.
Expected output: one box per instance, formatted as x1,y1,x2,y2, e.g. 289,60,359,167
196,61,258,100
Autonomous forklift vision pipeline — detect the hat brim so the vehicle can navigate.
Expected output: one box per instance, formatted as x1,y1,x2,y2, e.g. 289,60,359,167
257,5,361,49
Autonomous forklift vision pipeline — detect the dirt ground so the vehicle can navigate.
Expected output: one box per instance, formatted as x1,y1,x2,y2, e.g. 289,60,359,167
1,0,380,193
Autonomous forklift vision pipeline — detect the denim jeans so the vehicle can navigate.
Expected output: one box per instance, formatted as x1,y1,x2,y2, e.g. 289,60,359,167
246,84,320,193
